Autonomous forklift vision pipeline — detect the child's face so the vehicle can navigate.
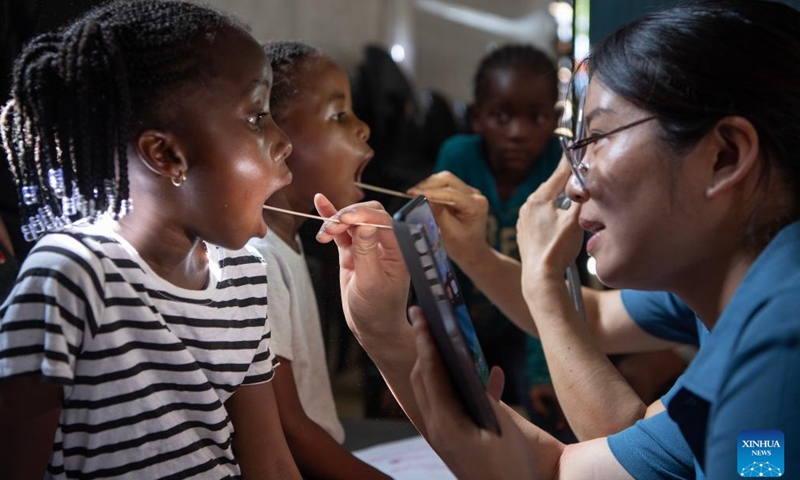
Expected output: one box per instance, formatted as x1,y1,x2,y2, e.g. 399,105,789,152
277,55,373,210
162,29,293,248
470,68,558,176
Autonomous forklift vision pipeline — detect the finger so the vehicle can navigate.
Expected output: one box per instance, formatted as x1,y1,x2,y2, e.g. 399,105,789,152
409,173,482,203
337,208,407,275
315,199,388,242
534,155,575,201
407,187,483,215
313,193,339,244
409,171,469,192
486,366,505,402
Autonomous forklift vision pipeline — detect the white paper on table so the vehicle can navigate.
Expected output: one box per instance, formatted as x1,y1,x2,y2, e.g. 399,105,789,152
353,435,457,480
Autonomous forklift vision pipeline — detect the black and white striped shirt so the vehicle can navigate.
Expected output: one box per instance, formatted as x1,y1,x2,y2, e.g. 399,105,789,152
0,219,277,479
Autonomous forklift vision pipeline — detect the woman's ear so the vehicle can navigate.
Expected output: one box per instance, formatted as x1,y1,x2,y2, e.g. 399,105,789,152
135,130,187,179
705,116,760,199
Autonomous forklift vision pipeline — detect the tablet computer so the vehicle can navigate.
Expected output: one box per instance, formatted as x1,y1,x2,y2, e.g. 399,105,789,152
393,195,501,434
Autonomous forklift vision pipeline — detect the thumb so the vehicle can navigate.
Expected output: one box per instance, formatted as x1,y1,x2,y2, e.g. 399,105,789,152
486,366,505,401
350,224,384,279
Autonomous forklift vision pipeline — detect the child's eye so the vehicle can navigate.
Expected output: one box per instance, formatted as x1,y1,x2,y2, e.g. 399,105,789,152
331,111,347,123
492,110,510,124
533,113,548,125
246,112,270,130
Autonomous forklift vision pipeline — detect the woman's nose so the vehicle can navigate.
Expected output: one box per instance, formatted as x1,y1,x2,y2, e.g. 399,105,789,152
565,172,589,203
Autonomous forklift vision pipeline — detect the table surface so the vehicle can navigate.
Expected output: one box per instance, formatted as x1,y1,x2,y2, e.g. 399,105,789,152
342,418,421,451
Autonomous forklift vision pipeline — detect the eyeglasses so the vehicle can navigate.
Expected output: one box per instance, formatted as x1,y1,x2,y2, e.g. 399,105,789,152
557,67,657,187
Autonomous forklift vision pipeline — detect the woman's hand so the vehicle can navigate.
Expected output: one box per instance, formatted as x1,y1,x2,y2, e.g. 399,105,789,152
314,194,410,342
408,306,538,480
408,172,492,268
517,159,583,286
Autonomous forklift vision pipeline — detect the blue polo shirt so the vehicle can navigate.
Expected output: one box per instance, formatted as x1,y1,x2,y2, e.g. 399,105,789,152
609,222,800,478
669,220,800,478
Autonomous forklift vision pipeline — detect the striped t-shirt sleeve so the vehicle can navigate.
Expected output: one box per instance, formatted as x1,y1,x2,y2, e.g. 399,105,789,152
240,246,278,385
0,233,101,387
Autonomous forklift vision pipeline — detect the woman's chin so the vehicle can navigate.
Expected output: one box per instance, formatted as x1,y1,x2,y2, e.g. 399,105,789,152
595,262,655,291
592,260,626,290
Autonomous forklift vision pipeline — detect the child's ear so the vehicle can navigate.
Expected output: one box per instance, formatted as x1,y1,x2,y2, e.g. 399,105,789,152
467,103,484,134
135,130,188,180
705,116,760,199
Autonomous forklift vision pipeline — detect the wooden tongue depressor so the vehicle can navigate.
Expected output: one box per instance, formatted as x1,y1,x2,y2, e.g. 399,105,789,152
262,205,393,229
355,182,456,207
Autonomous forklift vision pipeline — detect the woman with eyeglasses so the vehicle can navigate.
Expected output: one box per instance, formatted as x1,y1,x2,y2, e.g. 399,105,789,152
314,0,800,478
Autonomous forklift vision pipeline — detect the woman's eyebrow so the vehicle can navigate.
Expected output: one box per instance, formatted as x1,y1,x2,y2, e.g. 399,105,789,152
583,107,615,127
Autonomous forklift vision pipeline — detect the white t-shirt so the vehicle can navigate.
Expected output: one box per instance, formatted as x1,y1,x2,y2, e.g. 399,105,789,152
0,218,277,479
249,230,345,443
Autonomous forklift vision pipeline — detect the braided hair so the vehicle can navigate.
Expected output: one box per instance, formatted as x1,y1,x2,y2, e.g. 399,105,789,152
0,0,245,242
473,44,557,103
263,41,322,122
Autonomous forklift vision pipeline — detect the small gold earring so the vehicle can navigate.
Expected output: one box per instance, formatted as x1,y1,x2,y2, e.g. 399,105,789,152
171,171,187,187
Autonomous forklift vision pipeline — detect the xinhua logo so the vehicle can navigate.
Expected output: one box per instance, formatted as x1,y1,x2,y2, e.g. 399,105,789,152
738,430,784,477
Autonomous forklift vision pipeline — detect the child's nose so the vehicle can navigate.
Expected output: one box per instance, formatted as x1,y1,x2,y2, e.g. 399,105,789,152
273,135,293,164
506,118,530,138
270,121,293,163
356,118,370,142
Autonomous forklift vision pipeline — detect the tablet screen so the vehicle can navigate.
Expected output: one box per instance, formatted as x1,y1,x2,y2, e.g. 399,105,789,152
403,200,490,384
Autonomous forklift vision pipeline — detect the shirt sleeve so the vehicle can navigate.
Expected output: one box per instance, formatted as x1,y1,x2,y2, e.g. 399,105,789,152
607,411,696,480
0,233,97,391
704,294,800,478
241,250,280,385
620,290,701,346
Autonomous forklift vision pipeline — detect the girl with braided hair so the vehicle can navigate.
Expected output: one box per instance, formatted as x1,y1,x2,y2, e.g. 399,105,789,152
0,1,300,478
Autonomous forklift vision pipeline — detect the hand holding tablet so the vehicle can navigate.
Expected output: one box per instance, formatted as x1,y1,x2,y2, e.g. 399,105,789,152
393,196,501,434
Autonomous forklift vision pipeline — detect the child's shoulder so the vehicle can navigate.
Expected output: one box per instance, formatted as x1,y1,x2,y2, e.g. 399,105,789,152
209,241,269,286
27,217,124,266
245,232,301,278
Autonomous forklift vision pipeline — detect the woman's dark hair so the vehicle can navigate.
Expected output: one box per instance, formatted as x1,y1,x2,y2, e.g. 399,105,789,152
263,41,322,122
588,0,800,232
0,0,246,242
473,43,557,103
